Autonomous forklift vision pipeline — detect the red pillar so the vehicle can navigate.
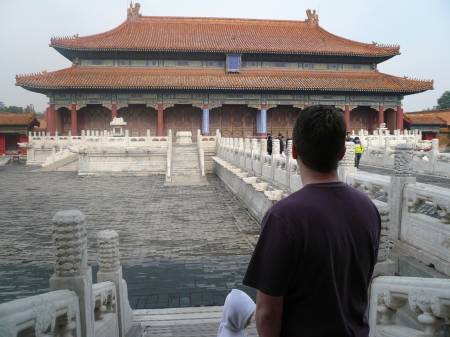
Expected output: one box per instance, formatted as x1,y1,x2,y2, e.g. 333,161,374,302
19,134,28,155
49,104,56,136
378,105,384,126
345,105,350,131
111,103,117,120
157,103,164,136
396,105,404,131
71,104,78,136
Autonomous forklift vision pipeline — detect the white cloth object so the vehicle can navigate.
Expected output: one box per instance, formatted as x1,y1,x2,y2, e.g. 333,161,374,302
217,289,256,337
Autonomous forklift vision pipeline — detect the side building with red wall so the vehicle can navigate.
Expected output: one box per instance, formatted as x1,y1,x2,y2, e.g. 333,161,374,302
0,113,40,155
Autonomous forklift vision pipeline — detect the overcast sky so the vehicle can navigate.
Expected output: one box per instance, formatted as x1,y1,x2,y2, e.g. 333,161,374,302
1,0,448,113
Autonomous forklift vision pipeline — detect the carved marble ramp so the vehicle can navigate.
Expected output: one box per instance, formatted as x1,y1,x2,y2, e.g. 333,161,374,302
167,145,208,185
134,306,258,336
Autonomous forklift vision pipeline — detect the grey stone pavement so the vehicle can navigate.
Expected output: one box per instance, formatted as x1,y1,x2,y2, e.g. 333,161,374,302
1,162,450,310
0,163,260,309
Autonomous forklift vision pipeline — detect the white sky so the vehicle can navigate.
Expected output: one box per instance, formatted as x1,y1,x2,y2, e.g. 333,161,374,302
0,0,449,113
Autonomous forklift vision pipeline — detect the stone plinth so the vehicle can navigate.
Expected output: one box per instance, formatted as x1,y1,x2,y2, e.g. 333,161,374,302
176,131,193,145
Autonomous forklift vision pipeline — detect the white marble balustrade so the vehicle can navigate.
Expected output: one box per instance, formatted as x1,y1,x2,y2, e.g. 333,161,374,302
369,276,450,337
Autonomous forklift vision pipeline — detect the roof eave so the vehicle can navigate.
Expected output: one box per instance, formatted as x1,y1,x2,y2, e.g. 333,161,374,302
52,45,400,58
18,83,432,94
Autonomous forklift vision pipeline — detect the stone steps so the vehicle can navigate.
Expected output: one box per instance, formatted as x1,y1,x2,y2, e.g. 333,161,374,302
133,306,258,336
169,146,202,183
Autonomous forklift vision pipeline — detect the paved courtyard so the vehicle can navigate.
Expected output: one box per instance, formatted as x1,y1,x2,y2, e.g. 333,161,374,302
1,162,450,309
0,164,260,308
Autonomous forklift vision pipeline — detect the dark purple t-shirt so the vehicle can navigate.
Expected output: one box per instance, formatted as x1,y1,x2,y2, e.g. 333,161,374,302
243,182,381,337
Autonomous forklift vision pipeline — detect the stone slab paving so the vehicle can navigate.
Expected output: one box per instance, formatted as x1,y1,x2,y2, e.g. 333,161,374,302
2,162,449,312
0,163,259,308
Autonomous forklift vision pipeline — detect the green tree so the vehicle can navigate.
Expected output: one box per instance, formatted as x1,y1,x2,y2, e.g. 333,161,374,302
436,91,450,109
3,106,24,114
24,104,35,114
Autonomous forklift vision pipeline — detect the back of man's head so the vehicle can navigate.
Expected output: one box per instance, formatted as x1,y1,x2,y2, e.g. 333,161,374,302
293,105,346,173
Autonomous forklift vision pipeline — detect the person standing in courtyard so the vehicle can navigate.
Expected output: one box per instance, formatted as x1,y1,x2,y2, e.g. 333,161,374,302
243,105,381,337
354,137,364,169
267,134,273,155
346,132,354,142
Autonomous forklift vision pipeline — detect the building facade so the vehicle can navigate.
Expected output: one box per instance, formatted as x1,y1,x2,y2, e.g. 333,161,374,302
16,4,433,139
0,112,40,155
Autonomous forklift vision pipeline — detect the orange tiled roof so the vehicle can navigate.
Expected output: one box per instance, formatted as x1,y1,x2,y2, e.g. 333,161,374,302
50,16,400,57
404,113,447,125
16,67,433,93
0,113,38,126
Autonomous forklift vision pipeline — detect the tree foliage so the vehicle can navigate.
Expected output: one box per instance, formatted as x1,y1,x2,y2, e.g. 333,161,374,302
1,106,24,114
436,91,450,109
0,104,36,114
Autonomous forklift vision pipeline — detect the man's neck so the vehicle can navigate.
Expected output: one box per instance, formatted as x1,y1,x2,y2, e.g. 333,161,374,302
298,160,341,186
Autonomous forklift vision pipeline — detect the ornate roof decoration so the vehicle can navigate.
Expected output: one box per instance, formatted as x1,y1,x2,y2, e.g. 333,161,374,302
49,6,400,57
127,2,142,20
305,9,319,26
15,67,434,93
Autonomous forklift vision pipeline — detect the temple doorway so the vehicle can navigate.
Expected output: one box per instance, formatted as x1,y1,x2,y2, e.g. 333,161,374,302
267,105,300,137
164,105,202,141
118,105,157,137
210,105,255,138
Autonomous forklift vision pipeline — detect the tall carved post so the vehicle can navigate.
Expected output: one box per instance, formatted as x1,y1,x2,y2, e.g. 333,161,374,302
389,143,416,240
49,210,94,337
97,230,132,337
244,138,251,152
429,138,439,173
271,138,280,181
260,138,268,156
338,141,357,182
157,103,164,136
71,104,78,136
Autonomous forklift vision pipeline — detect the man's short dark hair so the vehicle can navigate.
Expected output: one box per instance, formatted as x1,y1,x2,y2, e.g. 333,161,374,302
293,105,346,173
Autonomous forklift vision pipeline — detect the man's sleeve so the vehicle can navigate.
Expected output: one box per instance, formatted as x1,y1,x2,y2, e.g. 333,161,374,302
243,211,299,297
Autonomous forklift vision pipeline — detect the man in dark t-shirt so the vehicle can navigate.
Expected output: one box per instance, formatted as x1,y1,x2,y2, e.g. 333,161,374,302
243,105,381,337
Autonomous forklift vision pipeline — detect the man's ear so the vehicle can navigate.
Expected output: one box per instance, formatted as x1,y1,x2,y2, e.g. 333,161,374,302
292,145,298,159
338,147,346,161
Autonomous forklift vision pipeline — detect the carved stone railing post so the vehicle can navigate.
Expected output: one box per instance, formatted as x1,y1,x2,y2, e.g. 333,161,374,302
338,141,357,183
429,138,440,173
97,230,133,337
389,143,416,240
260,138,268,156
49,210,94,337
271,139,280,181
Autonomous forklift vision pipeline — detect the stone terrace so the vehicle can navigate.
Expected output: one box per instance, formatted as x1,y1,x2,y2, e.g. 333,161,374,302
0,164,260,309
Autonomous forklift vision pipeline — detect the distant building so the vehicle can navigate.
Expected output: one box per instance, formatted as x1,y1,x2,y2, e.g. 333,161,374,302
15,4,433,139
0,113,40,155
0,101,5,109
404,108,450,148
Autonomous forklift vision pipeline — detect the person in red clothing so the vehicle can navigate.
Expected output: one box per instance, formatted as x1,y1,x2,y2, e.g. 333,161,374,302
243,105,381,337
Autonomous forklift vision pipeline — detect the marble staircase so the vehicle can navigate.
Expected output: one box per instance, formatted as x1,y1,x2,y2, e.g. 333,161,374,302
170,145,205,184
133,306,258,337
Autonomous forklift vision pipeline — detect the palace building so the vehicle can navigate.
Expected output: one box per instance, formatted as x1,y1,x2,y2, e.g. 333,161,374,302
15,4,433,140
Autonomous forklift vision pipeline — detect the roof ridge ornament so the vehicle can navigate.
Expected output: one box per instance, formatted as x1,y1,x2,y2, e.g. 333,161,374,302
305,9,319,26
127,1,142,20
